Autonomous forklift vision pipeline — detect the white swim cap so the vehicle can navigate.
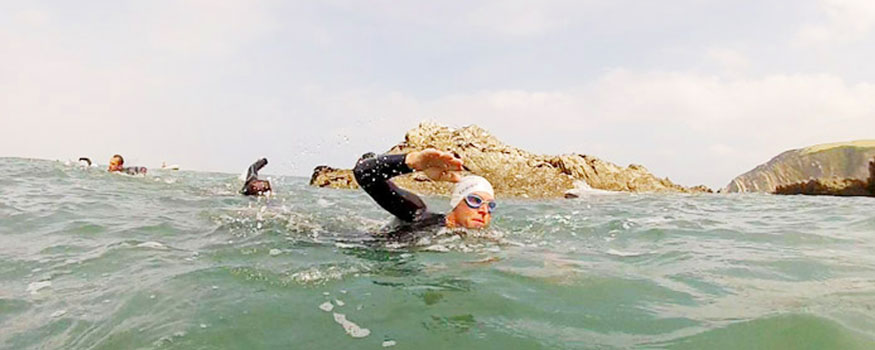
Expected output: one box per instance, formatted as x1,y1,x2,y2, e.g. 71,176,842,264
450,175,494,208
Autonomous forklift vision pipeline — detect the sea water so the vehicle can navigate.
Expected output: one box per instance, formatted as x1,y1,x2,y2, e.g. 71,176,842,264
1,157,874,349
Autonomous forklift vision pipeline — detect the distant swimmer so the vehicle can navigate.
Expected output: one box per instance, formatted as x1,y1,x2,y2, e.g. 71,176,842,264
241,158,272,196
78,157,92,166
108,154,147,175
353,149,497,234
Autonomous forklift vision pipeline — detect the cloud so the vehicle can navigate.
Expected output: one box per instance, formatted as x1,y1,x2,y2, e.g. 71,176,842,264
135,0,280,55
705,47,751,75
462,0,573,37
3,1,875,191
797,0,875,45
318,0,585,39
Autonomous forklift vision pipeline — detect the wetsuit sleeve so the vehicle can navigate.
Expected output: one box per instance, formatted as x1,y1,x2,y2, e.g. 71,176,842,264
241,158,268,194
246,158,268,182
353,153,427,222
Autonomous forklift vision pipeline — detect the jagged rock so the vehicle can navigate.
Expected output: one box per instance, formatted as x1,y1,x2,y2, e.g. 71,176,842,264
543,155,695,193
309,165,357,189
774,178,870,196
310,122,711,198
774,157,875,197
726,140,875,193
689,185,714,193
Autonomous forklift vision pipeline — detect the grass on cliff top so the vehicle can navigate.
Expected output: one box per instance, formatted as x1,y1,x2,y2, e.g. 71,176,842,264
801,140,875,155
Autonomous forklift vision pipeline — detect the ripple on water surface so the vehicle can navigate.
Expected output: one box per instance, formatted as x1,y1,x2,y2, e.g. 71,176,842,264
1,158,875,349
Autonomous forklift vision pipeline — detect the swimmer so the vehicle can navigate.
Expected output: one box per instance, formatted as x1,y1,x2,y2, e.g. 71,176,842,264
78,157,92,166
241,158,272,196
108,154,124,172
107,154,147,175
353,149,496,233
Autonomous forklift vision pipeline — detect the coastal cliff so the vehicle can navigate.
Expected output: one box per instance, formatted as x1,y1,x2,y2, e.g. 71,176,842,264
725,140,875,193
310,122,711,198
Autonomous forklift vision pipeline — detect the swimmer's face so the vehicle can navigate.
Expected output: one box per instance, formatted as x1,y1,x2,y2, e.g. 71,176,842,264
448,191,494,229
108,156,123,172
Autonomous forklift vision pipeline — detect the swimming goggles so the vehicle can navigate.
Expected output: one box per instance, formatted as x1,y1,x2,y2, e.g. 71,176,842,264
464,194,497,213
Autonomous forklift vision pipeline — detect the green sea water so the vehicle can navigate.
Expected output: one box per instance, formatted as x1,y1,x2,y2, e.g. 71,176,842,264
1,157,874,350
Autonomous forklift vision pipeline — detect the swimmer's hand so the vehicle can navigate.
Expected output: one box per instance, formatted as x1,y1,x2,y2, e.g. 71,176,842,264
406,149,463,182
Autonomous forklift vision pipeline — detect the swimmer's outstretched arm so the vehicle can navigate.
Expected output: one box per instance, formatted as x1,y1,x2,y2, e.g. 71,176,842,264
353,153,427,222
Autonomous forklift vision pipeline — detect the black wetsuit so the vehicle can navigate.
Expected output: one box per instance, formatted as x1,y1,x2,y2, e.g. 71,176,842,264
353,153,445,235
240,158,269,195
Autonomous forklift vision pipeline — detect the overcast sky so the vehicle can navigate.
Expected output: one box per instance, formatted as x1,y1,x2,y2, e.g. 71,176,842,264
2,0,874,189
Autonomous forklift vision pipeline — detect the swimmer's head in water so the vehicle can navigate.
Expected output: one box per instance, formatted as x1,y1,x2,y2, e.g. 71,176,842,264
108,154,124,172
245,179,272,196
446,175,495,229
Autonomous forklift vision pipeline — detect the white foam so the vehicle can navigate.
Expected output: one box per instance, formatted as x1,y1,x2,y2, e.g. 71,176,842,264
136,241,167,250
27,281,51,295
335,299,345,306
564,180,617,198
423,245,450,252
319,301,334,312
382,340,397,347
50,310,66,318
334,242,361,249
332,313,370,338
269,249,282,256
606,249,646,257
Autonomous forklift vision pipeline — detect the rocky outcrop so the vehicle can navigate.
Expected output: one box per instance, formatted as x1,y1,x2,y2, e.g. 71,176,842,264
310,122,711,198
690,185,714,193
725,140,875,193
309,165,357,189
774,158,875,197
